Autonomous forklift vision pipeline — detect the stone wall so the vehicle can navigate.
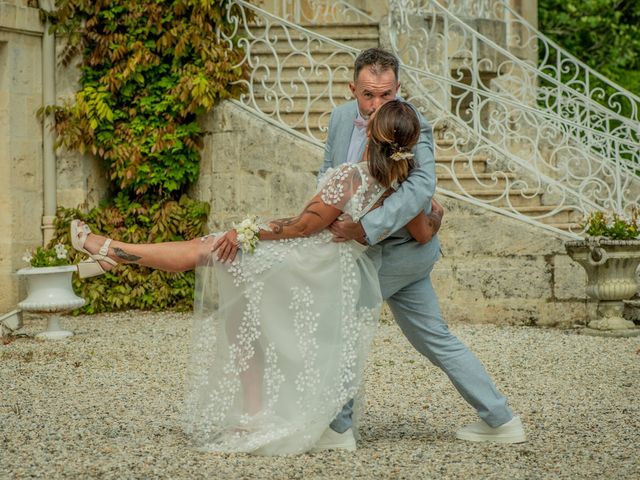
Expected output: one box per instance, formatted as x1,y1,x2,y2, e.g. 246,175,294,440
433,198,591,327
191,102,321,230
0,0,45,312
54,49,107,211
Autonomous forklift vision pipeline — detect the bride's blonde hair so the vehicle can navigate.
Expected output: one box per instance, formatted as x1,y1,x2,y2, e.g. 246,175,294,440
367,100,420,189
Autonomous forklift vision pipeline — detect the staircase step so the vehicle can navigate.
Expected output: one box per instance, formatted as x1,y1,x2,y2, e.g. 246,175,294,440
457,188,544,207
246,25,379,50
251,80,352,97
252,96,344,114
437,172,516,190
247,36,377,50
514,206,584,224
251,71,352,85
301,24,379,37
250,53,357,68
435,154,488,174
251,45,358,57
277,110,334,126
249,23,379,40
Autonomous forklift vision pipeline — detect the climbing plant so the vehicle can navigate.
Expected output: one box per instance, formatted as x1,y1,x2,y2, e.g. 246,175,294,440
44,0,247,312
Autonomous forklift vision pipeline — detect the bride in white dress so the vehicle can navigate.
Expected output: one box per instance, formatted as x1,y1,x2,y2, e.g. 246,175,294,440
70,100,435,455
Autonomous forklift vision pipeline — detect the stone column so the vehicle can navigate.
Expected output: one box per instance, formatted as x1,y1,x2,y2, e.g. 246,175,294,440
512,0,537,29
0,2,45,312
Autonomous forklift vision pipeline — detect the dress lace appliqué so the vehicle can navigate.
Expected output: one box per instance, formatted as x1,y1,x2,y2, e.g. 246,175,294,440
184,162,385,455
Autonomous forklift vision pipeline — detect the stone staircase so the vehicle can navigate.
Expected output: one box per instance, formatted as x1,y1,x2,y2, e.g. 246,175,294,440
247,22,582,231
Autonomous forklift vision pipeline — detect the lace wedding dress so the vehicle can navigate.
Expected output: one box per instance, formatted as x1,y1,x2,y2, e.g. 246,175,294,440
183,162,386,455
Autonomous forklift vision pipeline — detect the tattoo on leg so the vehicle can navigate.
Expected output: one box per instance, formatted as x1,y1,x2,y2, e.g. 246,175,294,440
113,247,142,262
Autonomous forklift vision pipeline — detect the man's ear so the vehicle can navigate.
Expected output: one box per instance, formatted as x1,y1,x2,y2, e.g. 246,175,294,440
349,82,357,97
395,81,401,95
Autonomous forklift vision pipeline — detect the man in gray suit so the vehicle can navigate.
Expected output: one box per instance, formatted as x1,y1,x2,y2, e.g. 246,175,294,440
313,48,526,451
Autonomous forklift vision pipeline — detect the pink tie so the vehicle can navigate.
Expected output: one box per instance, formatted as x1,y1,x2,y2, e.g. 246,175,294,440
353,117,368,130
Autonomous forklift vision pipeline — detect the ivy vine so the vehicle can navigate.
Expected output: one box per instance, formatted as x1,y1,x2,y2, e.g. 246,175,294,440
45,0,247,312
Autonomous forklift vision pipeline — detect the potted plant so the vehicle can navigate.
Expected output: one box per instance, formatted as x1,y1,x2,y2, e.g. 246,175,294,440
565,210,640,336
17,243,85,340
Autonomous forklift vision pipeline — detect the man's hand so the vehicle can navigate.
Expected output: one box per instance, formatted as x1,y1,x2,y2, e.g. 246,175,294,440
212,229,239,263
329,218,367,244
329,198,444,245
429,198,444,236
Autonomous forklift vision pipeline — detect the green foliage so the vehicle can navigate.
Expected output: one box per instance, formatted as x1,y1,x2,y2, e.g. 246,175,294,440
43,0,244,311
48,0,246,197
583,210,640,239
51,196,209,313
23,244,72,268
539,0,640,113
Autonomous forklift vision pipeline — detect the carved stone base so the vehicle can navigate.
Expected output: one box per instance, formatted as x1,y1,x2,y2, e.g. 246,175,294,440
580,327,640,338
589,301,637,331
588,316,637,331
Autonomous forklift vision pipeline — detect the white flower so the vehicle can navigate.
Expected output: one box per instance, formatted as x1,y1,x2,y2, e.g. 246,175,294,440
233,217,261,254
22,250,33,264
54,243,68,260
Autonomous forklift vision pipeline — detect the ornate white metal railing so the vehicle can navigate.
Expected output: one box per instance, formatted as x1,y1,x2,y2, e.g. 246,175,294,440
219,0,640,237
388,1,640,161
387,0,640,215
436,0,639,128
220,2,361,142
496,0,640,125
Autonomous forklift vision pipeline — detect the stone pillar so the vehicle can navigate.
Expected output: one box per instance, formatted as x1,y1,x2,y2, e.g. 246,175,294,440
0,2,45,312
512,0,537,29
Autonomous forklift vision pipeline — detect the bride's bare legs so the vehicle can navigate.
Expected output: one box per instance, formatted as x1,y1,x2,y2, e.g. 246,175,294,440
241,353,264,416
81,228,216,272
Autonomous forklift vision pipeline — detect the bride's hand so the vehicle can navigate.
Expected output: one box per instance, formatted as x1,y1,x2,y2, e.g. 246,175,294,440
212,229,239,263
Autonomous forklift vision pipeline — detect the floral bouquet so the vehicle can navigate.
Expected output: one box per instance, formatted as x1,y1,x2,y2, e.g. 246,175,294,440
22,243,72,268
234,217,261,254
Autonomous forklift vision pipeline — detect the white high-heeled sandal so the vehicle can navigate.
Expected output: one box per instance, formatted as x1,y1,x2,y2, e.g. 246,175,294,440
70,220,118,278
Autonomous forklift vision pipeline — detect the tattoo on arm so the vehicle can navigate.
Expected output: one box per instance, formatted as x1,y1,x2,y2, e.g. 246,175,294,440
269,201,323,235
113,247,142,263
270,217,296,235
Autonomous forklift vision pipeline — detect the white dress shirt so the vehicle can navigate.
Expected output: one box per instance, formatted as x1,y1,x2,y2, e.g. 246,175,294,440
346,112,368,164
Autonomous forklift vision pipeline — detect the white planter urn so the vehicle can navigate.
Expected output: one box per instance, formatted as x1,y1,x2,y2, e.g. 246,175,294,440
565,238,640,336
17,265,85,340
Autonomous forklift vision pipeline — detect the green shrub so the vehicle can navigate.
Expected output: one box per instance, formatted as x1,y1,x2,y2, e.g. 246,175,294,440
52,195,209,313
44,0,245,311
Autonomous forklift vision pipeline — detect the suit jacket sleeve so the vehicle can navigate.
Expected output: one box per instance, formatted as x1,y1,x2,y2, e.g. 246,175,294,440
360,108,436,245
319,109,337,180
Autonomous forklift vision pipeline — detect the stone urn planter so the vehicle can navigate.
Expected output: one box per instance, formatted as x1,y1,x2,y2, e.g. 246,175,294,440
565,238,640,336
17,265,85,340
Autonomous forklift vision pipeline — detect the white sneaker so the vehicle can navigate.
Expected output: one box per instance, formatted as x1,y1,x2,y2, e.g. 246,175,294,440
311,427,357,452
455,416,527,444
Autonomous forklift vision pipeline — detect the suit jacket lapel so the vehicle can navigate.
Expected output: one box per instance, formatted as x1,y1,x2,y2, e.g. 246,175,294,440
334,101,358,166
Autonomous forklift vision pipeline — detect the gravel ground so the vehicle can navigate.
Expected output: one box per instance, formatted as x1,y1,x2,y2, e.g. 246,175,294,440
1,311,639,479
